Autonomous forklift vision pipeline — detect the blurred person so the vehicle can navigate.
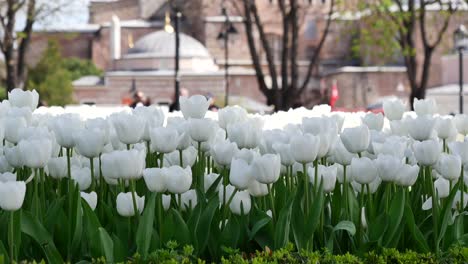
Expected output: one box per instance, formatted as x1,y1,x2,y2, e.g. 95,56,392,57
207,93,219,111
169,88,189,112
130,91,149,108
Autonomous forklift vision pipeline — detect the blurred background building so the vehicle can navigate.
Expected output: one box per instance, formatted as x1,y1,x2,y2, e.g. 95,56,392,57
25,0,468,110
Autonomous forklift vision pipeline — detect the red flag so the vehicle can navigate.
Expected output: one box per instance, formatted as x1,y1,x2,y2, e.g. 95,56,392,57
330,80,339,108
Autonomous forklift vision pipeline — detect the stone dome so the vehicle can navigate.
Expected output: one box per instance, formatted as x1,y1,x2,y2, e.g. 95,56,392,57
128,30,212,58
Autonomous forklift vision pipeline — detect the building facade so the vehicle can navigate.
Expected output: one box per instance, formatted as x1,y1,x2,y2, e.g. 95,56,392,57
27,0,468,109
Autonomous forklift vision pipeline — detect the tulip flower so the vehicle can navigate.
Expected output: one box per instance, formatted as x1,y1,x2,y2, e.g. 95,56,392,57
434,116,457,140
375,154,403,182
390,120,408,136
101,149,145,180
74,128,106,158
407,115,436,141
0,172,16,182
0,181,26,211
247,178,269,197
435,153,461,181
250,154,281,184
290,133,320,164
116,192,145,217
46,157,68,179
18,138,53,168
234,148,260,165
260,129,289,154
229,190,252,215
350,157,378,185
372,136,407,158
150,126,180,154
272,143,295,166
413,98,437,116
81,191,98,210
188,118,217,143
4,145,24,168
205,173,221,192
454,114,468,135
362,112,384,131
8,88,39,111
218,106,248,129
180,95,210,119
448,141,468,166
4,116,27,144
180,189,198,211
85,118,110,145
395,164,419,187
330,137,358,166
341,125,370,154
412,139,441,166
212,140,239,167
383,98,405,121
50,114,83,148
110,112,145,145
0,156,13,173
133,105,165,141
434,177,450,198
164,166,192,194
307,165,337,193
229,158,252,190
71,166,92,191
143,168,167,193
164,147,197,167
227,118,263,149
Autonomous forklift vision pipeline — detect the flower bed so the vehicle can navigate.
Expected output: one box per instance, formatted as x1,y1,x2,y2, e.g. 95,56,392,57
0,89,467,262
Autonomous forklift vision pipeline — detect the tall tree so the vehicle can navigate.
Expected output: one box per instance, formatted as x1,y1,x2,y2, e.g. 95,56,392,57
359,0,459,109
239,0,335,111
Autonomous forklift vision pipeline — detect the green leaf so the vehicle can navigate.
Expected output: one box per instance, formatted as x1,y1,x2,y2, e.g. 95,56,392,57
438,184,459,245
170,209,191,245
82,199,102,258
70,184,83,255
0,240,9,263
98,227,114,263
20,211,64,263
194,197,219,254
333,220,356,235
384,189,405,246
136,192,156,258
404,203,430,253
249,217,271,240
274,196,293,249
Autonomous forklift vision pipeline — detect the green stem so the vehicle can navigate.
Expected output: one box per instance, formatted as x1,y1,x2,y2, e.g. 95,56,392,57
303,163,310,216
314,159,319,195
130,181,139,219
267,184,276,222
90,158,95,191
343,165,348,218
127,144,131,150
358,185,365,247
178,193,183,213
160,153,164,168
460,166,464,212
179,149,184,167
222,188,239,230
9,210,14,263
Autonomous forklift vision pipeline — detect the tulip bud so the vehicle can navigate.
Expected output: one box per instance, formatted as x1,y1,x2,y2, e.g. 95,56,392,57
0,181,26,211
143,168,167,193
383,98,405,121
251,154,281,184
229,158,252,189
330,137,357,166
212,140,239,167
101,149,145,180
205,173,221,192
350,157,378,185
448,141,468,166
81,191,98,210
188,118,217,143
272,143,295,166
164,166,192,194
46,157,68,179
218,106,248,129
180,95,210,119
308,165,337,193
375,154,403,182
116,192,145,217
412,139,441,166
395,164,419,187
180,189,198,211
341,125,370,154
247,178,269,197
8,88,39,111
407,115,436,141
434,116,457,140
18,138,52,168
74,128,106,158
133,106,165,141
110,112,145,145
362,112,384,131
71,166,92,191
149,126,180,154
434,177,450,198
290,134,320,164
230,190,251,215
435,153,461,181
4,116,27,144
413,98,437,116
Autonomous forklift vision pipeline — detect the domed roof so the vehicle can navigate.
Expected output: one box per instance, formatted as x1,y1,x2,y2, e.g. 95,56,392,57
128,30,212,58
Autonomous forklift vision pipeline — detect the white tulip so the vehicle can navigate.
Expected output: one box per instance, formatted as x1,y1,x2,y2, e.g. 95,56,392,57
74,128,106,158
180,95,210,119
0,172,16,182
150,126,180,154
434,116,457,140
8,88,39,111
230,190,251,215
205,173,221,192
229,158,252,189
51,114,83,148
435,177,450,198
227,118,263,149
164,146,197,167
81,191,98,210
143,168,167,193
448,141,468,166
435,153,461,181
46,157,68,179
4,145,23,168
133,106,165,141
454,114,468,135
250,154,281,184
362,112,384,131
383,98,405,121
0,156,13,173
341,125,370,154
375,154,403,182
4,116,27,144
180,189,198,211
110,112,145,145
413,98,437,116
407,115,436,141
272,143,295,166
290,133,320,164
164,166,192,194
308,165,337,193
116,192,145,217
330,137,357,166
71,166,92,191
350,157,378,185
101,149,145,180
0,180,26,211
395,164,419,187
247,178,269,197
412,139,441,166
218,106,248,129
188,118,217,143
18,138,52,168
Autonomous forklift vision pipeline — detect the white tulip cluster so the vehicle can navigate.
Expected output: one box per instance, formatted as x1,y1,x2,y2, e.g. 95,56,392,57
1,88,468,219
